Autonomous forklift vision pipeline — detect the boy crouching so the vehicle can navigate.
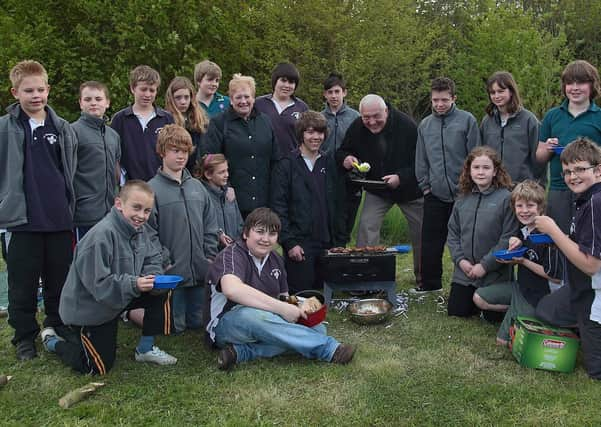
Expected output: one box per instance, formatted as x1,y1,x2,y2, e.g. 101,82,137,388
42,181,177,374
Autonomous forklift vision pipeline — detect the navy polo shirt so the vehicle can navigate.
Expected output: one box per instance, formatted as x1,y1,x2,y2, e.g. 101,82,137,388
568,182,601,323
205,240,288,341
10,110,72,232
540,100,601,190
110,106,174,181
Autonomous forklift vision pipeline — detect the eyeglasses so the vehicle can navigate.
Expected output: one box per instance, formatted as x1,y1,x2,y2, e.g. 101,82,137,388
560,165,597,177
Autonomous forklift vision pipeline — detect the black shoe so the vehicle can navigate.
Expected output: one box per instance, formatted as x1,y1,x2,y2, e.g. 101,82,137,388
217,345,237,371
16,339,37,361
331,343,356,364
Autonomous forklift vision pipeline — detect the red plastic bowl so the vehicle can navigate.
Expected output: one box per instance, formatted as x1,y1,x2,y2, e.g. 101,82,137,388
295,290,327,327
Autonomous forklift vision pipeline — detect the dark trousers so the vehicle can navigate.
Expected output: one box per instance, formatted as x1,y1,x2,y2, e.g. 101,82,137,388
285,241,327,294
577,306,601,380
55,291,172,375
448,283,479,317
420,194,454,290
537,287,601,380
535,285,577,327
5,231,73,344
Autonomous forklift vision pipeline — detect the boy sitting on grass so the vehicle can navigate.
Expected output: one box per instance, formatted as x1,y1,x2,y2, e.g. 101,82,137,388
490,180,562,347
205,207,355,371
42,181,177,374
534,137,601,380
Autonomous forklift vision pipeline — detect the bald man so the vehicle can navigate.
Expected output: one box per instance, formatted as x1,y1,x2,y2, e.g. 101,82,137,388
336,95,423,288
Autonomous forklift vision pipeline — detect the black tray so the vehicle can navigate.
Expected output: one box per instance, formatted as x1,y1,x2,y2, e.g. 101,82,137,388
351,178,388,190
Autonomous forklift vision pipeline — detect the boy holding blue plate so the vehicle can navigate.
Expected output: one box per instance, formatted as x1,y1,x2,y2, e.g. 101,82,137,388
479,180,562,346
42,180,177,374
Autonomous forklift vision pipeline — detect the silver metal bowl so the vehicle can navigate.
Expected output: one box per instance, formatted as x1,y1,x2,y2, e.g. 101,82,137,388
348,298,393,325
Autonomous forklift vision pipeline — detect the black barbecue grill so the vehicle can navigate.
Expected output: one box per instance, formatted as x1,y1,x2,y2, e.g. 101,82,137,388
321,249,398,306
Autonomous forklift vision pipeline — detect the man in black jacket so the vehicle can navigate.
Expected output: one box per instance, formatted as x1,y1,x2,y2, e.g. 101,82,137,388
270,111,344,293
337,95,424,287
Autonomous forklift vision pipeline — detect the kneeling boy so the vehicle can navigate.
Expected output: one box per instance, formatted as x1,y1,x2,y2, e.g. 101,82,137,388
490,180,562,346
42,181,177,374
205,208,355,370
534,137,601,380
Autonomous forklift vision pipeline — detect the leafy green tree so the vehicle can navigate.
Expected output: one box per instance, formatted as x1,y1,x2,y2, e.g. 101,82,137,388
450,1,567,120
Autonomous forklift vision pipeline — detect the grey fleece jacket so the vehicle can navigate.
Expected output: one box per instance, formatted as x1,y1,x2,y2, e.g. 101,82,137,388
72,112,121,227
415,104,480,202
59,207,162,326
0,103,77,228
447,186,519,287
147,169,219,287
480,107,544,184
321,103,360,155
201,181,243,247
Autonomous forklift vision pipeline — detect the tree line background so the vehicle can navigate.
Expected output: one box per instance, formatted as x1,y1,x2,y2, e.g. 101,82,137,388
1,0,599,123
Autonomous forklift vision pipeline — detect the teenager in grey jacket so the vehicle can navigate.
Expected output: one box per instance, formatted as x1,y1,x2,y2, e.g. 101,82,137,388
52,181,177,374
147,125,218,333
446,147,518,317
0,104,77,229
72,81,121,239
413,78,480,294
1,61,78,361
321,73,360,155
480,72,543,184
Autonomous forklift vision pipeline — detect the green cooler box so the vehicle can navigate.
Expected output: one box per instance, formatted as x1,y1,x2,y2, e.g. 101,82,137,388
510,316,580,373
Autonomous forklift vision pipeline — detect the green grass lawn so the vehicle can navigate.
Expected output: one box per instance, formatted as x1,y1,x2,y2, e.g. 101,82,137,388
1,210,600,426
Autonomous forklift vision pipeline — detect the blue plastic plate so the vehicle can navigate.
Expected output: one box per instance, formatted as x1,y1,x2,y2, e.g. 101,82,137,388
494,247,528,260
528,233,553,244
390,245,411,253
153,275,184,289
553,146,564,155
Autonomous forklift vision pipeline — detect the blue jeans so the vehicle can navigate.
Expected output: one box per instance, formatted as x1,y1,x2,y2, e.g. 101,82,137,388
214,306,340,363
172,286,203,333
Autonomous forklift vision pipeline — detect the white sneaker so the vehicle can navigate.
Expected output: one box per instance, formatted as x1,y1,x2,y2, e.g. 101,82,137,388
40,327,64,352
135,346,177,365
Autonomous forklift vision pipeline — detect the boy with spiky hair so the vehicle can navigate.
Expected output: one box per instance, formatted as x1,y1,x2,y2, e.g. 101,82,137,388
321,72,360,155
72,81,121,240
147,124,218,333
111,65,174,181
536,60,601,233
414,77,480,294
535,137,601,380
194,59,230,117
0,60,77,361
45,180,178,374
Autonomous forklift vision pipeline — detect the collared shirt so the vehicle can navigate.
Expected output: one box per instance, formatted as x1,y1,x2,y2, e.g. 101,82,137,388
110,105,174,181
540,100,601,190
200,92,230,118
270,97,295,115
301,152,322,171
10,108,71,232
568,182,601,323
250,251,270,275
135,110,156,130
